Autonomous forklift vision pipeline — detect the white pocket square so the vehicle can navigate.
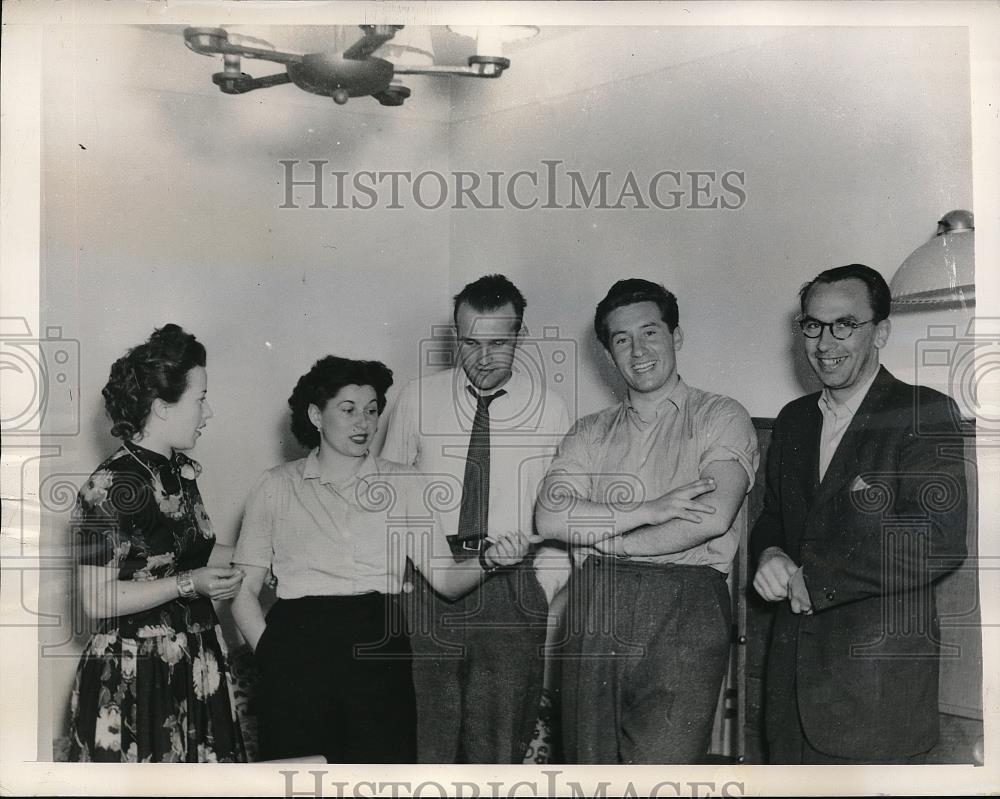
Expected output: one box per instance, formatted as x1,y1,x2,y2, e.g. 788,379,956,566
850,475,873,492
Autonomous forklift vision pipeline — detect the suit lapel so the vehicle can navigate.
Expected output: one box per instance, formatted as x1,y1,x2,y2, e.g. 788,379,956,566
795,402,823,503
811,367,894,510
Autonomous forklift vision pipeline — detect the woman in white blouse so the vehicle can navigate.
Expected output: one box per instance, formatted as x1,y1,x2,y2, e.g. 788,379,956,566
231,355,533,763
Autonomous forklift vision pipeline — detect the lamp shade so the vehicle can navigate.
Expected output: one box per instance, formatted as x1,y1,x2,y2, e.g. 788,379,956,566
890,210,975,310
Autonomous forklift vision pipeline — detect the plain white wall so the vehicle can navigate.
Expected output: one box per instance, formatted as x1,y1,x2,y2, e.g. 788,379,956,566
39,24,454,751
448,26,972,417
38,23,972,755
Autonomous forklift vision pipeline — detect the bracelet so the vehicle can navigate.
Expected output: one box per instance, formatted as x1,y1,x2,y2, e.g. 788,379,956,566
176,570,197,599
479,545,500,575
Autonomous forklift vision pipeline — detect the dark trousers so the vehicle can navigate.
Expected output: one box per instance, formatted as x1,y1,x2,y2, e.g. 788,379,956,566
560,556,732,764
255,593,416,763
404,558,549,763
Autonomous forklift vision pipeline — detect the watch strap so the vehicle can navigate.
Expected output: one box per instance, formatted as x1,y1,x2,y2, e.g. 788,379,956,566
478,545,500,575
176,570,197,599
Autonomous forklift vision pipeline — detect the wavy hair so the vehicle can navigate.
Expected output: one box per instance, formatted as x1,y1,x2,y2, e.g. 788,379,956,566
102,324,206,440
594,278,679,349
288,356,394,449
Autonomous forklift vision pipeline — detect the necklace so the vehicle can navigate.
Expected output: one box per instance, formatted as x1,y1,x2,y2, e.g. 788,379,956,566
124,441,172,480
126,443,158,480
127,440,200,481
124,442,189,513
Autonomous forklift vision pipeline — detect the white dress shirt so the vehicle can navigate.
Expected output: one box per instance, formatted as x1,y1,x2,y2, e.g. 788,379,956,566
381,366,571,600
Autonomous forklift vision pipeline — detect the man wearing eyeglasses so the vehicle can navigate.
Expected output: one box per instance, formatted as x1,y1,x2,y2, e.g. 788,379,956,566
751,263,968,763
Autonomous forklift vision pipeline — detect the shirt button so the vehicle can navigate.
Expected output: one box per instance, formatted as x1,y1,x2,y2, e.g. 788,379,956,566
825,591,835,601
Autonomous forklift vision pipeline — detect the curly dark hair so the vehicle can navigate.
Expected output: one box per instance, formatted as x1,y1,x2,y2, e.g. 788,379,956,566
594,278,679,350
288,356,394,449
102,324,207,440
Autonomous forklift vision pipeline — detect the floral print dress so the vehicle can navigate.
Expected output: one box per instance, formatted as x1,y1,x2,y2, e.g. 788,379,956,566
68,442,246,762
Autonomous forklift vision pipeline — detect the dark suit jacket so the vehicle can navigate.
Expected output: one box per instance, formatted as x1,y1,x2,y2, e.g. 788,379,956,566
751,366,968,759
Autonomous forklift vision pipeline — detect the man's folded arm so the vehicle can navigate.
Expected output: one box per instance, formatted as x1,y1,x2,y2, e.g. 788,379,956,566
603,459,749,556
534,468,658,544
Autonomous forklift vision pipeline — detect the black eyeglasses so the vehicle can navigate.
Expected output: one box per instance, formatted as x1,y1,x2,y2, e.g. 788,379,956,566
797,317,876,340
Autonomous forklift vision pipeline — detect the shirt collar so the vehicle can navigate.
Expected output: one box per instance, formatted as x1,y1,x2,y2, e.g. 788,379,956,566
818,366,880,419
173,451,202,480
625,375,690,421
303,448,380,490
125,439,170,465
124,440,202,480
460,368,519,402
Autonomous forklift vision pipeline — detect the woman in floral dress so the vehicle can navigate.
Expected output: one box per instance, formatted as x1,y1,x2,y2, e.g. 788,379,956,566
68,324,246,762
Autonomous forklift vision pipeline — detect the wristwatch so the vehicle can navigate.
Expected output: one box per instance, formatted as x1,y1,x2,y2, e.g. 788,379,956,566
479,546,500,575
176,571,197,599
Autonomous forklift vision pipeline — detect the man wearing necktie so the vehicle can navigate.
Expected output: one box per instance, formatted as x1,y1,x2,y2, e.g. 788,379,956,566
750,264,968,763
382,274,571,763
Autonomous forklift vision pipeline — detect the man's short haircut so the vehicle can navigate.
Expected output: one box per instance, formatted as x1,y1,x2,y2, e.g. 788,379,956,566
594,278,679,349
799,264,892,322
452,274,526,327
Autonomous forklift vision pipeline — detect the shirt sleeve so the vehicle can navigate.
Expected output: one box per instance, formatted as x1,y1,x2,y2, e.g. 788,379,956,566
698,397,759,492
233,470,280,569
552,392,572,440
539,391,573,473
525,391,576,510
380,379,420,466
400,469,455,579
73,467,149,572
542,415,597,501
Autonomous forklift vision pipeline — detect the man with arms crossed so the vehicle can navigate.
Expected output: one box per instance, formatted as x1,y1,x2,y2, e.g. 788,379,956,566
536,278,758,763
751,264,968,763
382,274,571,763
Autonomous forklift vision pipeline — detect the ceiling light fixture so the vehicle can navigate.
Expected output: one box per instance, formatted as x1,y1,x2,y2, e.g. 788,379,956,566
183,24,517,107
380,26,435,68
446,25,541,57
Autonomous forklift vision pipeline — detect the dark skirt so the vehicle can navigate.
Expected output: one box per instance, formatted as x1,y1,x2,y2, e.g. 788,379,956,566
255,592,416,763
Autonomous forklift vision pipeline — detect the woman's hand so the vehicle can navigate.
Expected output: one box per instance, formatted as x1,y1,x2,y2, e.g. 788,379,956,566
483,531,543,569
189,565,245,601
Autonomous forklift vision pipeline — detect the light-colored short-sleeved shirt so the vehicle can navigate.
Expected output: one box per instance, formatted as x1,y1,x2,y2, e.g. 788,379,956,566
233,451,452,598
547,377,758,573
381,366,572,600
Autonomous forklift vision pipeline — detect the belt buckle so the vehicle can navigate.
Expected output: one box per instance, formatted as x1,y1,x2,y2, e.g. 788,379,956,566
461,538,483,552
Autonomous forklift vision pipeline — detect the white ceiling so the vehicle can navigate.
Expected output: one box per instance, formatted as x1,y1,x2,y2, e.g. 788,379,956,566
134,24,582,67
